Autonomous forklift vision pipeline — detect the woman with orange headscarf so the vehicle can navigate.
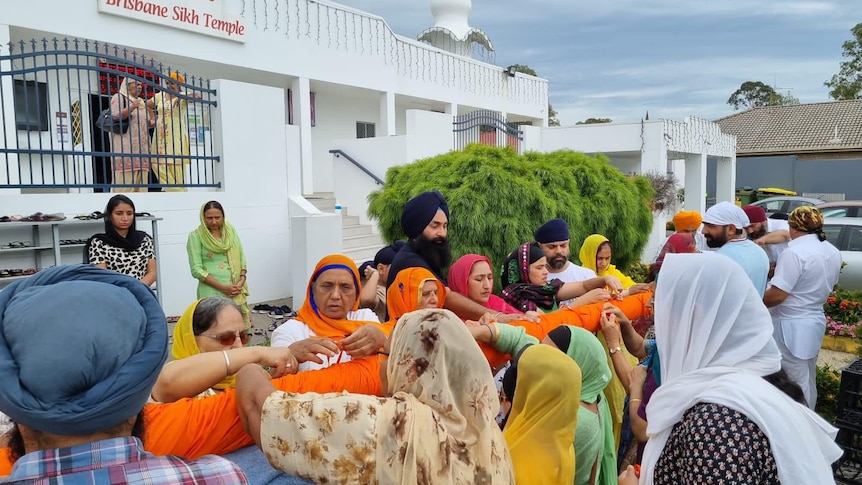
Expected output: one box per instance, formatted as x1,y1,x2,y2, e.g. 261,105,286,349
149,71,200,191
270,255,390,371
386,267,447,321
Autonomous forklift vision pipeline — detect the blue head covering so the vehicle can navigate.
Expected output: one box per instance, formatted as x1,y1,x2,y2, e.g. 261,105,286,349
534,218,570,244
401,191,449,239
0,264,167,435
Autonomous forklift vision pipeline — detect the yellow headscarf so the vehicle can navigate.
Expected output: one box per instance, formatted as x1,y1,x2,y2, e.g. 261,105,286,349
578,234,636,289
171,299,235,390
503,345,581,484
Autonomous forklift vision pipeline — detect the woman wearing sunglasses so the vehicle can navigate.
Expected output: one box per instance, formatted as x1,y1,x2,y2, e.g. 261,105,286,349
151,296,299,403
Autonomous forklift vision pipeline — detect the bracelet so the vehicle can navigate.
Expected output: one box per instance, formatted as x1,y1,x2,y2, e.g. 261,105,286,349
481,323,494,342
630,398,642,404
493,312,502,322
222,350,231,375
608,346,623,355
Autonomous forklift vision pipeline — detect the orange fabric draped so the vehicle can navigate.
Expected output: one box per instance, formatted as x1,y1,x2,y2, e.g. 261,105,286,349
0,357,381,474
296,254,392,339
386,267,447,321
480,292,653,369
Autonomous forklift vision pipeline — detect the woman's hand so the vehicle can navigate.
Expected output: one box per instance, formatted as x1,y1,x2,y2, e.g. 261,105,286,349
602,303,631,327
625,283,651,296
599,310,622,349
618,465,640,485
603,276,624,298
496,311,540,323
289,338,339,364
578,288,612,306
341,324,387,359
630,364,648,392
257,347,298,378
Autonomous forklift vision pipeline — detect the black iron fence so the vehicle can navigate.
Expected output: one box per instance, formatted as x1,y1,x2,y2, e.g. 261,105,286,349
0,38,219,191
453,109,523,154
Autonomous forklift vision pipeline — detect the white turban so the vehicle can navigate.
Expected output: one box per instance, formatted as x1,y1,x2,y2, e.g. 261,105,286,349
702,201,750,230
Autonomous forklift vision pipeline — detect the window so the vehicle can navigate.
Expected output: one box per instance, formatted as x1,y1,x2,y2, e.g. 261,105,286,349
763,200,785,213
356,122,375,139
13,79,49,131
847,227,862,252
821,208,849,218
823,225,844,249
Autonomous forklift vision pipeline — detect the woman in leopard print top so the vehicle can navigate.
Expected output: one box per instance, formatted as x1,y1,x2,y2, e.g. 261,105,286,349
86,195,156,285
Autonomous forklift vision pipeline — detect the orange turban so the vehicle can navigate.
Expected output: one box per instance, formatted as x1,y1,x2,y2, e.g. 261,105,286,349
673,211,702,232
168,71,185,83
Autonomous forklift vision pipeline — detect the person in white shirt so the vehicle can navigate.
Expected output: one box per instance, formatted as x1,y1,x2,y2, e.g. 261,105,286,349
702,201,770,295
743,205,790,278
271,255,385,372
764,206,842,409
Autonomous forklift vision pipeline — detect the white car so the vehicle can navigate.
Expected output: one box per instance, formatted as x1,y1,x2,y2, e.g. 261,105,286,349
822,217,862,291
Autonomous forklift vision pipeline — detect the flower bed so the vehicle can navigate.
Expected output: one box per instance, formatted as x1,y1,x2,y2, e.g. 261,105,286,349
823,289,862,355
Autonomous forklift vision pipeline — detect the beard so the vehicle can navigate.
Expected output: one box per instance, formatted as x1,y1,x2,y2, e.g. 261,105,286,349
748,224,767,240
705,231,729,248
412,235,452,272
547,254,568,271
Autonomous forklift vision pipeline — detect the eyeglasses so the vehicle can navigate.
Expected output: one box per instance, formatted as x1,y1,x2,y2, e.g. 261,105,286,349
199,330,252,346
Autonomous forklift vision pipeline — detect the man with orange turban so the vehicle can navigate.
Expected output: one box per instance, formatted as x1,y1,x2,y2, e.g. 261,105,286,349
653,210,709,262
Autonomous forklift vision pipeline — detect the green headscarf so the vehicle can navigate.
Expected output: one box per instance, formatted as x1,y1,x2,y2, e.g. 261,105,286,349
195,202,248,305
555,326,617,485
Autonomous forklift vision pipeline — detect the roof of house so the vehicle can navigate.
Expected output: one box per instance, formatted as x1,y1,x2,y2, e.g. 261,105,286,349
714,99,862,156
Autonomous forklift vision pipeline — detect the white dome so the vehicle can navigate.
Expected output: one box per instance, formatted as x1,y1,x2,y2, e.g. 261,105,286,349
430,0,472,38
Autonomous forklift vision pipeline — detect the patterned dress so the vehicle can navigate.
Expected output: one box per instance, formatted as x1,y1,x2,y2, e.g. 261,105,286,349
88,234,155,281
653,402,780,484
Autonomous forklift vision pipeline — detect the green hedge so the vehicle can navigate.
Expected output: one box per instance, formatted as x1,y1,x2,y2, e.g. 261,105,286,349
367,145,654,285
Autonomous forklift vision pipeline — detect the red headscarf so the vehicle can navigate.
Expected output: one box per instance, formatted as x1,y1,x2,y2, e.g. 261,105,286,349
386,267,446,321
449,254,520,314
295,254,391,339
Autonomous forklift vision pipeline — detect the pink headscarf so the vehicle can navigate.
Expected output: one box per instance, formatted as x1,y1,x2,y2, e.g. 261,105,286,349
449,254,520,314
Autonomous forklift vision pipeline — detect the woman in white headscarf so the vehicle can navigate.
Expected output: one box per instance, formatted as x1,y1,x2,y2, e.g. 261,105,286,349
110,77,155,192
619,252,841,485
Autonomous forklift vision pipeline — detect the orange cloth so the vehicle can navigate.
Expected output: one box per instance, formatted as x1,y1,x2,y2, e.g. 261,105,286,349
673,211,702,232
296,254,391,339
480,292,653,369
0,357,381,473
386,267,447,321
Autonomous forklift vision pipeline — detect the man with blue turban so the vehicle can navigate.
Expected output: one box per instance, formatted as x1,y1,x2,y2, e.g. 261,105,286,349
385,190,521,321
0,265,247,484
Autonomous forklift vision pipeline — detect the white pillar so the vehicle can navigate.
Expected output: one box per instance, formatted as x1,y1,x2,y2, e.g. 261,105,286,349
291,77,313,195
715,155,736,203
0,23,21,194
379,91,396,136
684,152,707,213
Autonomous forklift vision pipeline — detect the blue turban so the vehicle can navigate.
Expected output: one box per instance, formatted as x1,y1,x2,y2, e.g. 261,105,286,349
0,264,167,435
534,218,570,244
401,191,449,240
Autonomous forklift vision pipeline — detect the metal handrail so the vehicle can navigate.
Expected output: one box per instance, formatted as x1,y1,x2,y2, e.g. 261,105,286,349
329,149,384,185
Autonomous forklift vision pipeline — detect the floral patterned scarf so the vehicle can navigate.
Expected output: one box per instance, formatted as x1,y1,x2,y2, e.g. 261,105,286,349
377,309,515,484
500,242,563,313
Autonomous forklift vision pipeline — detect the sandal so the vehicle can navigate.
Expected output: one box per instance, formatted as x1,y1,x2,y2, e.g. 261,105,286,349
135,212,153,218
22,268,36,275
0,270,10,278
9,269,23,276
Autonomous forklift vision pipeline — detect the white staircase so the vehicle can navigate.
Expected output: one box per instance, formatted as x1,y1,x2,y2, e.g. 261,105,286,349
306,192,383,265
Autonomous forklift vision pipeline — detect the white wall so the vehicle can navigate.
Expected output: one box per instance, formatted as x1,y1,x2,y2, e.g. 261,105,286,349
330,109,452,227
310,90,379,193
0,80,294,316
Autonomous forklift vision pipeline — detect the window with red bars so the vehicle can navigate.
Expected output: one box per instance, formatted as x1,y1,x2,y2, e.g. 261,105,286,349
98,61,157,99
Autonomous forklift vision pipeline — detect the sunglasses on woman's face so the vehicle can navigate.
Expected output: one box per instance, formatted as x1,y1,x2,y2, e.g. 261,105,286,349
200,330,252,346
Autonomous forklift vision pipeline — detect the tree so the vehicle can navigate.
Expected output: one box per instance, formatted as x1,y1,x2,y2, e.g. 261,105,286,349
576,118,613,125
511,64,560,126
367,145,654,289
727,81,799,110
825,23,862,100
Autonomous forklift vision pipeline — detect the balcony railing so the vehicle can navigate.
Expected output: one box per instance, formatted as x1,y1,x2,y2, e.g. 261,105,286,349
239,0,548,107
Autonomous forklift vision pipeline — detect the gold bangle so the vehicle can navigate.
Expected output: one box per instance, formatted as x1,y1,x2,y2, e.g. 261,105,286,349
630,398,642,403
222,350,231,376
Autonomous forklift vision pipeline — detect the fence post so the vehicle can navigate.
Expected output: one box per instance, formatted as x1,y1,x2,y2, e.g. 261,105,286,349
0,27,21,193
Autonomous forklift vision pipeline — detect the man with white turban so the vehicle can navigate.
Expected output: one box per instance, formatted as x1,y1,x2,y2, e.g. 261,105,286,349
701,201,769,295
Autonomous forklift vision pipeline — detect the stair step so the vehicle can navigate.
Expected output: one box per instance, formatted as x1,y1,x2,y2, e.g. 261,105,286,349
306,192,334,199
342,244,381,264
343,224,372,237
343,233,383,250
309,198,336,212
341,214,360,227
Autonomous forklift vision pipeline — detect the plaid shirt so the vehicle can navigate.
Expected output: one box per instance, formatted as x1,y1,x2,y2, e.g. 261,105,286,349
3,437,247,484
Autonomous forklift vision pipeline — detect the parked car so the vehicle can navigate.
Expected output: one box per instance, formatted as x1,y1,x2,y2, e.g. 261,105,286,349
822,217,862,291
748,195,824,215
816,200,862,218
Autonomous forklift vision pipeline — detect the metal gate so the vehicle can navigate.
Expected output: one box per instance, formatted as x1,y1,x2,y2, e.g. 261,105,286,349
453,109,523,153
0,38,219,190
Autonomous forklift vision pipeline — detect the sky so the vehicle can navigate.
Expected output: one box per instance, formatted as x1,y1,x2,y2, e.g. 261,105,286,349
342,0,858,124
